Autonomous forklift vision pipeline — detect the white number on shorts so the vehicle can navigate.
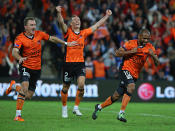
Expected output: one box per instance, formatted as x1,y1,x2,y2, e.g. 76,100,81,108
123,71,133,79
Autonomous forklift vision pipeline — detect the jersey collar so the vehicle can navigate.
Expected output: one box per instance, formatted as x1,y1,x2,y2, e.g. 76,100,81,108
23,32,34,40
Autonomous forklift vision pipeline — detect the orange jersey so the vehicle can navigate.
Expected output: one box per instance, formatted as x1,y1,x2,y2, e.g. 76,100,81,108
64,28,93,62
121,40,156,79
14,31,49,70
93,60,105,78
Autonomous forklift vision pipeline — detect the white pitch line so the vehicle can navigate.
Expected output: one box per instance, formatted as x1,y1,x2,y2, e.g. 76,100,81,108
67,106,175,119
138,113,175,119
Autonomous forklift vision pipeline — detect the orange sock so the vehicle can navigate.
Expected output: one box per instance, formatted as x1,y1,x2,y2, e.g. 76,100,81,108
120,94,131,111
101,96,113,108
75,90,80,106
61,90,68,106
16,85,21,92
16,94,25,110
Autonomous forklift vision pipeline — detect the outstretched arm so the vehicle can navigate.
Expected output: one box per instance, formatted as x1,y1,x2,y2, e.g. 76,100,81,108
56,6,68,33
90,9,112,32
115,47,138,57
49,36,78,47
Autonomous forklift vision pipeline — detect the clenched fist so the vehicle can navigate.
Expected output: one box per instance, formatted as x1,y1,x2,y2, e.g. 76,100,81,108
106,9,112,16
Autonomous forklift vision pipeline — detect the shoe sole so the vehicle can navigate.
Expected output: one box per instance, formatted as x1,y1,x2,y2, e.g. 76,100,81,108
117,117,127,123
72,111,82,116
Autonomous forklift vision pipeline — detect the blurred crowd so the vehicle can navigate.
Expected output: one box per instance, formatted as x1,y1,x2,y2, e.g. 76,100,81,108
0,0,175,81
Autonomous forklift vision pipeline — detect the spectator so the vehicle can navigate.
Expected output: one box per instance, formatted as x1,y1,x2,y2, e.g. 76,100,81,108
93,56,106,80
85,56,94,79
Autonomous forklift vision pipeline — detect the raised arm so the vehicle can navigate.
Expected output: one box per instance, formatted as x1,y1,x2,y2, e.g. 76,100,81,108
115,47,138,57
90,9,112,32
49,36,78,47
56,6,68,33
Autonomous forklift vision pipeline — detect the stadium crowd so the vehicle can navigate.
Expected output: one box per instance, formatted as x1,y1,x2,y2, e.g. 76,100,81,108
0,0,175,81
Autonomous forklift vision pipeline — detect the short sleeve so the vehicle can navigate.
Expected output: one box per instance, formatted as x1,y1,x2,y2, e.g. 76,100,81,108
83,28,93,38
39,31,50,40
64,28,71,38
122,41,133,51
14,38,22,49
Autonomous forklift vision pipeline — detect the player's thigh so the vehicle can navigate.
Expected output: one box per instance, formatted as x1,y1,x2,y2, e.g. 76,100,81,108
63,62,73,84
19,66,30,94
75,62,86,87
28,69,41,92
116,70,135,95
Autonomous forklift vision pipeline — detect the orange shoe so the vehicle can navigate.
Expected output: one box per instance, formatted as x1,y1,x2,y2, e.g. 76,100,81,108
6,80,16,95
14,116,24,121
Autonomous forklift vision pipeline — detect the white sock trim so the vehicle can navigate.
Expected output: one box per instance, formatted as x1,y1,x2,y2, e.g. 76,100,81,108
62,105,67,109
119,110,125,114
16,110,21,117
74,105,78,110
98,104,102,109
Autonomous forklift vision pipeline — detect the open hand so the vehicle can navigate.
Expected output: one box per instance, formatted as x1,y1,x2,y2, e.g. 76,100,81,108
19,57,27,64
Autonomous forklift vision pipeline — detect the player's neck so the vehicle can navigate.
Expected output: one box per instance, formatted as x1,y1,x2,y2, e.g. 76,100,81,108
72,28,80,33
24,31,34,38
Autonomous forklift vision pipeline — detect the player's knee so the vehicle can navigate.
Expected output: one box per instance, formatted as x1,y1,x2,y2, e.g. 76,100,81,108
127,83,135,94
25,90,34,99
112,91,120,101
62,88,69,93
62,83,70,93
20,87,28,95
78,88,84,97
78,82,84,89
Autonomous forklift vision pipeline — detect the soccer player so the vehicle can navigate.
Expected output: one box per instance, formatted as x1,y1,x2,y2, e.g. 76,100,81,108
56,6,112,118
92,29,160,122
5,17,77,121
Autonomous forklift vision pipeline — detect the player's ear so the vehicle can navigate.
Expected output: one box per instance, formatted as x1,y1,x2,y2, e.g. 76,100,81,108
24,26,27,30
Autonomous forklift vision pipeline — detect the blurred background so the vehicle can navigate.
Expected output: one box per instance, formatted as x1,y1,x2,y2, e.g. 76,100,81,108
0,0,175,82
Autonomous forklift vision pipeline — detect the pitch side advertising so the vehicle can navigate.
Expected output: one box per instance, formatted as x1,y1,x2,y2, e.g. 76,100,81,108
0,79,175,102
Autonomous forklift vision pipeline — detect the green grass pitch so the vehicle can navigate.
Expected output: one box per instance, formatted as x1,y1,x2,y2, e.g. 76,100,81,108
0,100,175,131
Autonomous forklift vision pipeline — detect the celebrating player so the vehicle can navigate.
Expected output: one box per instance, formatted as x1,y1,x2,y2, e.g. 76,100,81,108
56,6,112,118
92,29,159,122
5,17,77,121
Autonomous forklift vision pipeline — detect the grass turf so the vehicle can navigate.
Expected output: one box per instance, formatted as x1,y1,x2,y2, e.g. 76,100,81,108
0,100,175,131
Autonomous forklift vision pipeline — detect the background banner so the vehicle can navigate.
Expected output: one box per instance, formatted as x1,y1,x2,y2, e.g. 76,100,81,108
0,79,174,102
